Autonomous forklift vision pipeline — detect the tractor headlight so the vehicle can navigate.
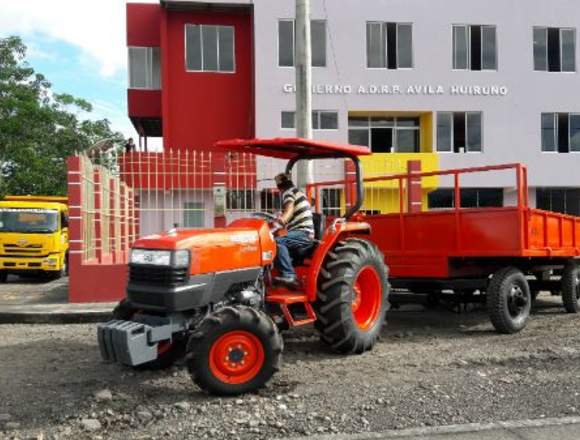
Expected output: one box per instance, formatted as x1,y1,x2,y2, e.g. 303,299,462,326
130,249,171,266
130,249,190,268
173,250,190,268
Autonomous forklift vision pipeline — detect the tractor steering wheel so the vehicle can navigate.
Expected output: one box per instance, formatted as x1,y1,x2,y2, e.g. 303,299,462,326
251,212,279,222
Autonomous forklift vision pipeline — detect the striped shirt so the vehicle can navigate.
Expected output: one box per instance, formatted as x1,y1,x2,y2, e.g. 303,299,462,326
282,187,314,234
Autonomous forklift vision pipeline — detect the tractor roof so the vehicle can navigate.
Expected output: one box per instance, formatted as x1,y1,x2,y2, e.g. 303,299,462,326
215,138,371,160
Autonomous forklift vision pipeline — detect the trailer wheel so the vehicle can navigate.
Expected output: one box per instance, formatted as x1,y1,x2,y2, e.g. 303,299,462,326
112,299,185,370
315,238,390,354
487,267,531,334
561,262,580,314
187,306,283,396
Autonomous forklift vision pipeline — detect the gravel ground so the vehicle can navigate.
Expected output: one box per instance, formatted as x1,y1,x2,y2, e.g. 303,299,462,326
1,296,580,440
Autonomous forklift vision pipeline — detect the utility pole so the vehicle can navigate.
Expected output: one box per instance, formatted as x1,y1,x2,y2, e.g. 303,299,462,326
295,0,313,189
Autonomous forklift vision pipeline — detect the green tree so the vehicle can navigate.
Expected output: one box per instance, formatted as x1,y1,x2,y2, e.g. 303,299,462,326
0,36,125,197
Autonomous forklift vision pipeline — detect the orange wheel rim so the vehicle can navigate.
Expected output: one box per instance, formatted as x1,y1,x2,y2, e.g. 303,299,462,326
352,266,382,331
157,340,172,355
209,331,265,385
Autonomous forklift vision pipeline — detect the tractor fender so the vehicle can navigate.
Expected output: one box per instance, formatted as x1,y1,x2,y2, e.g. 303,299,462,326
305,221,371,302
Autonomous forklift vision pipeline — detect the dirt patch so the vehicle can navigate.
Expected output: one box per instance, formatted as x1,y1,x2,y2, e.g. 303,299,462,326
1,296,579,439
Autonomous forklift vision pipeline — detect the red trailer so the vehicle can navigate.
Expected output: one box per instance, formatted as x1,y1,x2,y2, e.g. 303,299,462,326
309,163,580,334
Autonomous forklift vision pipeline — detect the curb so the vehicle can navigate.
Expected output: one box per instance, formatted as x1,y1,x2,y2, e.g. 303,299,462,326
0,305,114,325
286,416,580,440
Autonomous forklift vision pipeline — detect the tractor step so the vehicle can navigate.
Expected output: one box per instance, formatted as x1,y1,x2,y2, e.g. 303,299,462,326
266,291,317,327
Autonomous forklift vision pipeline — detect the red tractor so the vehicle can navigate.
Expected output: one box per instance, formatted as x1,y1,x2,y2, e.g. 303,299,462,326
98,138,390,395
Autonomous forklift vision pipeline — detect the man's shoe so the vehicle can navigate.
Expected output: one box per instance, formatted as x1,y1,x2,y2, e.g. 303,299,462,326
274,276,300,290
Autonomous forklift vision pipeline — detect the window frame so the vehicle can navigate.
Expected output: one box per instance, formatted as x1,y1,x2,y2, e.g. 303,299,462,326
226,189,256,211
533,26,577,73
536,188,580,216
436,111,484,153
541,112,580,153
182,201,205,228
277,19,327,68
365,21,414,70
128,46,161,90
280,110,339,131
347,116,420,153
452,24,498,71
184,24,236,74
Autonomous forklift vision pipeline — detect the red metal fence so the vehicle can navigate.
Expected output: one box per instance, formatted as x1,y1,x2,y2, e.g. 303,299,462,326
67,154,139,302
67,150,262,303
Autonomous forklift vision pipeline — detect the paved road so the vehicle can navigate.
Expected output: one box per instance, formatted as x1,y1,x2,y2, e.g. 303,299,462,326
291,417,580,439
0,275,114,323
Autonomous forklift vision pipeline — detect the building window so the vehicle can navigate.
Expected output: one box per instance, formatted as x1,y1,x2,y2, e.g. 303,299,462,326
541,113,580,153
349,116,420,153
437,112,483,153
366,22,413,69
278,20,326,67
453,25,497,70
226,190,255,210
260,190,281,212
183,202,205,228
537,188,580,216
534,27,576,72
185,24,235,73
321,189,342,216
428,188,503,209
281,111,339,130
128,47,161,89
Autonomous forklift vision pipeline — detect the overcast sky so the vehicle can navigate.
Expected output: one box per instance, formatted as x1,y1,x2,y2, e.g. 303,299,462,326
0,0,161,147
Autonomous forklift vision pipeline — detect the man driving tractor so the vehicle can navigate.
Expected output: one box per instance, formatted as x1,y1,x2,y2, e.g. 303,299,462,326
273,172,315,286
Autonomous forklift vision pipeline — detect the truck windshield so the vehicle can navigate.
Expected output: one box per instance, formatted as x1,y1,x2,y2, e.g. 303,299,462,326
0,209,59,233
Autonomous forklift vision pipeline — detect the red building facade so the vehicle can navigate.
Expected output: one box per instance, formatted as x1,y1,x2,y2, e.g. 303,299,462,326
127,2,254,149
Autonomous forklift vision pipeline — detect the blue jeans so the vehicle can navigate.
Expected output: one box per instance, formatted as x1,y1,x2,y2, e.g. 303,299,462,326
274,230,313,278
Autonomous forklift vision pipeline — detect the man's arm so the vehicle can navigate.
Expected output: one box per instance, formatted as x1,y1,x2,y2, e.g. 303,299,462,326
278,201,294,225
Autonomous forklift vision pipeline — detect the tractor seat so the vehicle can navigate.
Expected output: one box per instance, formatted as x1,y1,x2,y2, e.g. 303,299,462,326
292,213,326,264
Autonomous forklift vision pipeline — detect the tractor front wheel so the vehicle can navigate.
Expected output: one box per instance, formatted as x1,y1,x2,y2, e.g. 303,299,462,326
315,238,389,354
187,306,283,396
561,261,580,313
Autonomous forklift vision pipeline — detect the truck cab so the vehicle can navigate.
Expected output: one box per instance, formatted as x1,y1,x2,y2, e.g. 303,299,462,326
0,196,69,281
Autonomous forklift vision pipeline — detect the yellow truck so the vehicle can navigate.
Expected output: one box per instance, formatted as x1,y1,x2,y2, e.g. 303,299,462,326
0,196,69,282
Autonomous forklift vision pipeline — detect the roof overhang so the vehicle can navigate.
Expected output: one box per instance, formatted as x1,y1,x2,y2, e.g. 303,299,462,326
215,138,372,160
161,0,253,10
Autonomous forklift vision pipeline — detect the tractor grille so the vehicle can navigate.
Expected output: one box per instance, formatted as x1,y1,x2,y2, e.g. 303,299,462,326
129,265,189,285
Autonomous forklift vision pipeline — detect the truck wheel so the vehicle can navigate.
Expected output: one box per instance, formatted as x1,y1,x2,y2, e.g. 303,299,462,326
112,299,185,370
315,238,390,354
187,306,283,396
0,272,7,283
561,261,580,313
487,267,531,334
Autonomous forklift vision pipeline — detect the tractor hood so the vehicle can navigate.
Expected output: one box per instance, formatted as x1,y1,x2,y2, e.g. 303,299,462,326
132,218,276,275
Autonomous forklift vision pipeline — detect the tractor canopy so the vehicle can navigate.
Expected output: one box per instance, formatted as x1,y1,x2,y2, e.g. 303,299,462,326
215,138,371,160
216,137,368,220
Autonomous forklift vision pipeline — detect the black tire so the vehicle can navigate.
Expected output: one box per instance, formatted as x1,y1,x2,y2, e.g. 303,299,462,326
186,306,283,396
487,267,531,334
111,298,136,320
315,238,390,354
112,299,185,370
0,272,7,283
561,261,580,314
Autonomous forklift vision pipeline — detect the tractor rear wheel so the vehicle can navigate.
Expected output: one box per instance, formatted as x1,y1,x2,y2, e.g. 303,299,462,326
487,267,531,334
315,238,389,354
187,306,283,396
112,299,185,370
561,261,580,313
